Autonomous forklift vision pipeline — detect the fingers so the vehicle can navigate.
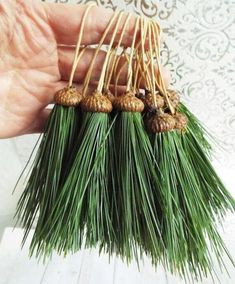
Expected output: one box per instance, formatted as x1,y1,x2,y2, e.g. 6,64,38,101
58,46,106,84
43,3,140,46
58,46,171,88
30,108,51,134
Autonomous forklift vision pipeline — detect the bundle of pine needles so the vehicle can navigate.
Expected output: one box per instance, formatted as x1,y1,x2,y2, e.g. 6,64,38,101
14,5,234,282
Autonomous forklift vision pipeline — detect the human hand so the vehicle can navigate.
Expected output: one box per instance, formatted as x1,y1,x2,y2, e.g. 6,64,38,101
0,0,170,138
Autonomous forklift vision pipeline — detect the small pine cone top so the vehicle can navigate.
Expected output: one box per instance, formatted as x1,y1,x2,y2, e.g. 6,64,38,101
80,90,113,113
113,91,144,112
148,113,176,133
167,89,180,108
142,92,165,110
174,112,188,130
54,86,82,107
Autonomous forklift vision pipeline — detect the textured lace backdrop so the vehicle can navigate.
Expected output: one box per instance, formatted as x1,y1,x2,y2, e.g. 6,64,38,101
16,0,235,167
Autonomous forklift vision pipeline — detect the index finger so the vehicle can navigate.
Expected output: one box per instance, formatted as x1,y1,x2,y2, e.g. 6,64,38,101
43,3,140,47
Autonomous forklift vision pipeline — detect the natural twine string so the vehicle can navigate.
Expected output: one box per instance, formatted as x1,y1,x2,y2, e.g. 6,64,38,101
126,16,140,92
82,11,120,96
104,13,132,93
114,39,149,96
69,7,172,110
114,49,127,97
150,21,175,114
68,4,96,87
132,17,147,93
103,48,116,92
97,11,124,93
148,19,157,106
135,54,152,91
136,17,152,92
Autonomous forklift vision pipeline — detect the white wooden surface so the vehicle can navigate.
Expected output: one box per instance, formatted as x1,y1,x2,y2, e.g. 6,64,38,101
0,221,234,284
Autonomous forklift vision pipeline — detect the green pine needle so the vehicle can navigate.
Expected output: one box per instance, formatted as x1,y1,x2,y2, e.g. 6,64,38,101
29,112,115,258
113,111,164,265
150,104,235,280
178,103,212,154
14,102,234,281
153,132,214,279
15,105,80,246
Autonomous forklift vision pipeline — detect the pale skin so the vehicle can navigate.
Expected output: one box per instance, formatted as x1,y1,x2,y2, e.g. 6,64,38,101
0,0,170,138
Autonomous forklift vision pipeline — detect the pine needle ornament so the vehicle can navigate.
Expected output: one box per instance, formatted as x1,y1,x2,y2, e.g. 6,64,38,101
14,4,96,246
142,20,235,280
29,10,126,258
14,5,234,282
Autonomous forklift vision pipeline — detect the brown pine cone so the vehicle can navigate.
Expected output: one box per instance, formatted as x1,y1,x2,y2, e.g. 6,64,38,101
80,91,112,113
167,89,180,108
148,113,176,133
143,92,165,109
54,86,82,107
174,112,188,130
113,91,144,112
